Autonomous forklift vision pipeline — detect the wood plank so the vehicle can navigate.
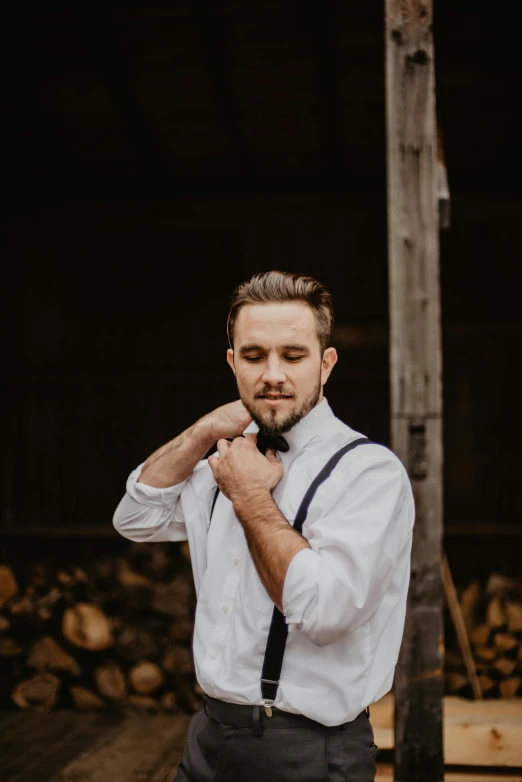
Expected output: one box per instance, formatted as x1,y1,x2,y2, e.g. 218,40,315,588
370,695,522,767
0,712,74,776
48,713,191,782
377,765,522,782
385,0,444,779
3,714,119,782
145,715,192,782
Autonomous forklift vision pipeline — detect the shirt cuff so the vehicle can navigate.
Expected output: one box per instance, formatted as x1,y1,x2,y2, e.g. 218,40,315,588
282,547,320,625
125,462,188,508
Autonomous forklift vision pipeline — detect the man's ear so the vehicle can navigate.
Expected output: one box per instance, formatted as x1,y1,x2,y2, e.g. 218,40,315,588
226,349,236,375
321,347,338,386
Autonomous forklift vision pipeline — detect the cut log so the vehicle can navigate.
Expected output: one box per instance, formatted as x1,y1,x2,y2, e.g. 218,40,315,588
475,646,497,663
125,694,161,712
62,603,114,650
161,691,178,711
9,594,34,615
27,636,81,676
94,661,127,700
487,597,507,629
0,565,18,607
474,646,497,663
115,625,158,661
117,559,152,588
460,581,481,634
493,633,519,655
506,602,522,633
151,579,193,619
486,573,517,597
499,677,521,699
162,645,193,675
0,637,23,657
57,567,88,587
478,675,497,697
126,541,172,579
34,587,63,622
470,624,491,646
169,618,194,642
0,615,10,633
70,686,107,711
445,672,468,694
129,661,165,694
492,657,518,677
11,672,61,712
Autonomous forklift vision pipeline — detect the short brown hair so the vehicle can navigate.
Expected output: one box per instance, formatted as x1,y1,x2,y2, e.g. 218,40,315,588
227,270,334,353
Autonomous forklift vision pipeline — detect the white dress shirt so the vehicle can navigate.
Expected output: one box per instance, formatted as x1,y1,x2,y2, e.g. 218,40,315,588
113,398,414,726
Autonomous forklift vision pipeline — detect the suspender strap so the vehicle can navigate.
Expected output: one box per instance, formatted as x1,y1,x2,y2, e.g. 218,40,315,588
209,485,220,525
260,437,373,708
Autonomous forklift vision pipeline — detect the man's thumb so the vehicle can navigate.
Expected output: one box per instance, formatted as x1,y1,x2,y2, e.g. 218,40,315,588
265,449,280,464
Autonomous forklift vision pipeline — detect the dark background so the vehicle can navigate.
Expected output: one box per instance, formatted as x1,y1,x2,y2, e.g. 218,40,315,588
2,2,521,581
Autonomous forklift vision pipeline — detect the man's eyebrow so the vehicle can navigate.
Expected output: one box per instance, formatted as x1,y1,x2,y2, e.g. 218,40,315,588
238,343,310,354
281,344,310,352
238,343,265,354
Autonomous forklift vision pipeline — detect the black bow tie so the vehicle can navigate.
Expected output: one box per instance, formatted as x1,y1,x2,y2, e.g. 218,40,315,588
256,432,290,455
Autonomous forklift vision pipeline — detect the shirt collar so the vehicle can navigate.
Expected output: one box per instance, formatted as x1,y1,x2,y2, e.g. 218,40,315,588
243,397,335,469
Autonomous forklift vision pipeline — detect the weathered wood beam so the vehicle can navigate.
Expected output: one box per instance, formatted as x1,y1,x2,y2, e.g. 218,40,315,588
385,1,444,781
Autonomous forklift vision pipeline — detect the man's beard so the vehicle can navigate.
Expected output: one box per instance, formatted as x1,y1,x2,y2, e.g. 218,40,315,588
240,372,322,437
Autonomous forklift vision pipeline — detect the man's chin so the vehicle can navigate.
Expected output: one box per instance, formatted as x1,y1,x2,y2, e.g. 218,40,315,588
250,403,299,436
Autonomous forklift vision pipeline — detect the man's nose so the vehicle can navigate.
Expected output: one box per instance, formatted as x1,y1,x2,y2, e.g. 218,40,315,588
261,359,287,385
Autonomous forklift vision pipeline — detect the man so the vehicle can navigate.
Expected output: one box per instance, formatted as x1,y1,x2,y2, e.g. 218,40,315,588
113,270,415,782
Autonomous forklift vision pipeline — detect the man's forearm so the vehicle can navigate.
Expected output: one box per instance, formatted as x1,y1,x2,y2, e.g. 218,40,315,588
233,489,310,611
138,419,215,488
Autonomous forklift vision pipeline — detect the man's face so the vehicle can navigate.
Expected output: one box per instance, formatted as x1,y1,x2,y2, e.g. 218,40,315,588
227,302,337,436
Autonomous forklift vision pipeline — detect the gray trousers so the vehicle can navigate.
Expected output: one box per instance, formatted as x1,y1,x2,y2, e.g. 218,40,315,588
173,695,378,782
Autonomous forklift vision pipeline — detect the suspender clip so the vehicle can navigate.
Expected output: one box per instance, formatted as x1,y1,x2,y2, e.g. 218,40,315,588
263,701,273,717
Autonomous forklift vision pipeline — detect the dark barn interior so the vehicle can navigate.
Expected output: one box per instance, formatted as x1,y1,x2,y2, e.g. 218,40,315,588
1,2,522,775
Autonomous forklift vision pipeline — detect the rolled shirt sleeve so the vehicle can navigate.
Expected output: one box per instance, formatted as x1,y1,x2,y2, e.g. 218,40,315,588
112,462,189,543
282,446,414,647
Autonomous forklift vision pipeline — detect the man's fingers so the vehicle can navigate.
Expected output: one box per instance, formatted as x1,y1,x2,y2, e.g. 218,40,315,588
243,433,258,446
208,454,218,475
265,449,280,465
216,439,231,457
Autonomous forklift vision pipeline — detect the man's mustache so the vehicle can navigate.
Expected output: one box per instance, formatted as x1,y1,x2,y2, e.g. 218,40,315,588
254,389,295,399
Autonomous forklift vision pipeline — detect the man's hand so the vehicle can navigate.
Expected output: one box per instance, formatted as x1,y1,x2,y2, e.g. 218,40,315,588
203,400,253,442
208,434,284,503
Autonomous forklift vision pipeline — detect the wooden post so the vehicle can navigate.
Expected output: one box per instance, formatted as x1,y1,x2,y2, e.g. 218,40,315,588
384,2,444,781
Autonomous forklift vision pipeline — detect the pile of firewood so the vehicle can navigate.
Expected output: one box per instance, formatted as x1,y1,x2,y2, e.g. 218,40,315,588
0,542,201,713
445,573,522,698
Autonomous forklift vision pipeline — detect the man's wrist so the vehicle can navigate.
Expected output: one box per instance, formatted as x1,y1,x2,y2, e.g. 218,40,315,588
231,484,273,517
194,416,220,449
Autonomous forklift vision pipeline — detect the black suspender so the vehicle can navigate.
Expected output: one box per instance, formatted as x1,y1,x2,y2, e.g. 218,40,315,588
209,484,220,525
207,436,374,712
260,437,373,713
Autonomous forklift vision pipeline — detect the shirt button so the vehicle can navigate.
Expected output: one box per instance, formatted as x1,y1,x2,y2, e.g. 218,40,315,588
210,651,216,659
233,557,239,566
222,605,229,613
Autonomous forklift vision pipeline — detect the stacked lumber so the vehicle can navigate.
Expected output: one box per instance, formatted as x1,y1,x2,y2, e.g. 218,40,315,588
445,572,522,698
0,542,200,713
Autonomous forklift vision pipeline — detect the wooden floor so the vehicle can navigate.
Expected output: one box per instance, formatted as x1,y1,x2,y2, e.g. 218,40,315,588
1,705,522,782
0,710,191,782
